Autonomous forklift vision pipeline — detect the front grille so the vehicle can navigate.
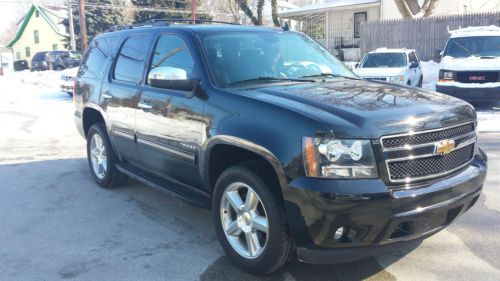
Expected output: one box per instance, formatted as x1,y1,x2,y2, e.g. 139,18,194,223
456,71,499,84
366,77,387,81
381,122,476,184
382,123,474,149
387,144,474,181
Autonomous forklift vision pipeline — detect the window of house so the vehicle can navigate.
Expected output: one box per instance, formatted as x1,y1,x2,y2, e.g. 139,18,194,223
148,34,194,83
52,44,58,50
354,12,367,39
25,47,31,57
34,30,40,44
35,10,39,17
114,34,151,83
16,52,20,60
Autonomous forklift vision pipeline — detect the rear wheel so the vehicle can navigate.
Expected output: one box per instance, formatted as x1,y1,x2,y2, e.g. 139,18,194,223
86,123,127,188
417,76,423,87
213,165,294,275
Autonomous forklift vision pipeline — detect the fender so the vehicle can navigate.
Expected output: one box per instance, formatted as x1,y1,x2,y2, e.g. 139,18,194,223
199,135,289,194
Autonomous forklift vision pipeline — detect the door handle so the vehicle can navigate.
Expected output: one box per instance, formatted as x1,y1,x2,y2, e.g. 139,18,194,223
138,102,153,109
102,91,112,99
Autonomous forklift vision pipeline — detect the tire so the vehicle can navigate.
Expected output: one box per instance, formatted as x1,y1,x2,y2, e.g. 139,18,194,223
418,76,423,88
86,123,127,188
53,66,64,71
212,165,294,275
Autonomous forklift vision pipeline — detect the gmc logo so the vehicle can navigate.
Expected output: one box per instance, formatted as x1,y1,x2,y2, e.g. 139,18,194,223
469,76,486,81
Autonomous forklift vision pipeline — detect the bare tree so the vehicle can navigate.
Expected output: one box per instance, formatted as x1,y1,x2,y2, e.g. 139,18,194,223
394,0,439,18
235,0,280,26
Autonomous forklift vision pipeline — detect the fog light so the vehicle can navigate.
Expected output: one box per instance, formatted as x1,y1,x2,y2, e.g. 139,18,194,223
334,226,345,241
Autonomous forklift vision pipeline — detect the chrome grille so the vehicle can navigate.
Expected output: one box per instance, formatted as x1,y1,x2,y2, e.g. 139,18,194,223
382,123,475,149
387,144,474,181
381,122,476,184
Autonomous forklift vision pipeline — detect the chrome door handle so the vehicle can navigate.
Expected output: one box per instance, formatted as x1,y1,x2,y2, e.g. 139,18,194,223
138,102,152,109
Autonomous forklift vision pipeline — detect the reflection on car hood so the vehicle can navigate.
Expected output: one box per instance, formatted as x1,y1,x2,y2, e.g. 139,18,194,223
441,56,500,71
251,79,475,138
354,67,407,78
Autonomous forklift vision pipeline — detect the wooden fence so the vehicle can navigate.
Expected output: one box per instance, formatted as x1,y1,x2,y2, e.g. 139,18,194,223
360,12,500,61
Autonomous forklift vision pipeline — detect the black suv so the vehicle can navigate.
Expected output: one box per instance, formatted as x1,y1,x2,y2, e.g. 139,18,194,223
31,50,82,71
74,23,487,275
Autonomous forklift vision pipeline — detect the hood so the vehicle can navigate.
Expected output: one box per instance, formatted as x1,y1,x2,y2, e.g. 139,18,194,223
246,79,475,139
354,67,406,78
441,56,500,71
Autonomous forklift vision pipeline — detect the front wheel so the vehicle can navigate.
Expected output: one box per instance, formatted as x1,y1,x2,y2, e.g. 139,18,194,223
86,123,127,188
213,165,294,275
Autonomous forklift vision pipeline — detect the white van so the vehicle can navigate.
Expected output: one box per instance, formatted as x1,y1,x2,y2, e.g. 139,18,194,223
437,26,500,104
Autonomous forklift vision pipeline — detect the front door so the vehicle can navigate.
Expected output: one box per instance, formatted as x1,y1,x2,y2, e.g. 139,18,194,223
136,33,206,188
101,33,153,164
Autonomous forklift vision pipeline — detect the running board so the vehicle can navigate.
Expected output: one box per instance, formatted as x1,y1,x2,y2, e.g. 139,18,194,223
116,163,211,208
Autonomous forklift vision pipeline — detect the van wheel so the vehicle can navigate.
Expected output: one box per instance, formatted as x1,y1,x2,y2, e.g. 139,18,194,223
54,66,64,71
418,76,423,87
86,123,127,188
213,165,294,275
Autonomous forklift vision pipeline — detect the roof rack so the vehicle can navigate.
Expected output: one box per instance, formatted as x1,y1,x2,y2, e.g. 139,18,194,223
106,18,240,32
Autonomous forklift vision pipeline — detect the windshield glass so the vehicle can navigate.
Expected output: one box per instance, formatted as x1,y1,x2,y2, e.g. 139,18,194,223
359,53,407,68
202,32,356,87
444,36,500,58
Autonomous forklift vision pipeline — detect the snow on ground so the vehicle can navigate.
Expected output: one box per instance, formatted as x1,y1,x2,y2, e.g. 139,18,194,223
0,69,84,163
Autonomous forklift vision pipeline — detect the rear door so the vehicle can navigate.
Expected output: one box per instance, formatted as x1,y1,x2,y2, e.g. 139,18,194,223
100,33,153,164
135,33,206,188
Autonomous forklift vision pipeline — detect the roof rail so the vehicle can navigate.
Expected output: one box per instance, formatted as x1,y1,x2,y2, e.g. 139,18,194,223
106,18,240,33
143,18,241,25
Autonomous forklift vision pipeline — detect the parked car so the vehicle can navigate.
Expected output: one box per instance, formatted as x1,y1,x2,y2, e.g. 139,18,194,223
60,67,78,95
436,26,500,104
354,48,423,87
13,60,29,71
74,23,487,275
31,50,82,71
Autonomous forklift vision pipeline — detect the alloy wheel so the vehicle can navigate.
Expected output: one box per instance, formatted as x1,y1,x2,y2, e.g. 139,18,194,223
220,182,269,259
90,133,107,179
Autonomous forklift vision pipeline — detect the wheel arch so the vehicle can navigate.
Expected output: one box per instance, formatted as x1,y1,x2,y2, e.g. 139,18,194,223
201,136,288,198
82,105,107,137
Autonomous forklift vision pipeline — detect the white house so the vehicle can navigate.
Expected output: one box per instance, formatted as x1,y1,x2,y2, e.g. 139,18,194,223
280,0,500,60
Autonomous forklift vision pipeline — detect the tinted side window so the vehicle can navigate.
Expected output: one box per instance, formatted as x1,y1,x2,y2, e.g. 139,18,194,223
79,42,106,78
148,34,194,81
114,34,151,83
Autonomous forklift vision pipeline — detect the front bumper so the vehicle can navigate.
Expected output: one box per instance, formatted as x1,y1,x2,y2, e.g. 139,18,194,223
284,149,487,264
436,84,500,103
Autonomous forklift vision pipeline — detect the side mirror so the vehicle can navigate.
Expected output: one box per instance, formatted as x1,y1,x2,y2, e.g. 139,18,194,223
148,66,198,94
354,63,360,69
410,62,419,68
434,49,443,62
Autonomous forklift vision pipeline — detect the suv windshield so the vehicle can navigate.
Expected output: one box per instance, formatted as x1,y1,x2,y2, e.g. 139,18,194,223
70,52,82,59
359,53,407,68
444,36,500,58
202,32,356,87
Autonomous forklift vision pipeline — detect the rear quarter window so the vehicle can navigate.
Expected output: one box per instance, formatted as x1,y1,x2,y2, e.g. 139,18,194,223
78,36,120,79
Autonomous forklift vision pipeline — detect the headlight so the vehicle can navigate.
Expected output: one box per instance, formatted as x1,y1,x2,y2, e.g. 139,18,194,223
389,75,404,83
303,137,378,178
439,70,455,81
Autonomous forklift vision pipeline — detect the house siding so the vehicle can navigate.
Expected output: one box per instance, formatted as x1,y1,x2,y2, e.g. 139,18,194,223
10,9,67,65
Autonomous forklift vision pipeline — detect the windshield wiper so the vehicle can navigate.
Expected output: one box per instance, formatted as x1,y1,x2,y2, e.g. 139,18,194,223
228,76,314,86
300,73,360,80
480,56,497,59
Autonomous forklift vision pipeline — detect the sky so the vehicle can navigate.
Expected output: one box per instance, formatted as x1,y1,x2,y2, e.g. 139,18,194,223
0,0,64,38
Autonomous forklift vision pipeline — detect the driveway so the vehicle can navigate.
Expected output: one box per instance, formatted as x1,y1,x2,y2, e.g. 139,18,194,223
0,72,499,280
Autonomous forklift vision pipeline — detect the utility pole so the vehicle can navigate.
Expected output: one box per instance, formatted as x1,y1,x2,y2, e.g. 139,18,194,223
67,0,76,51
78,0,88,51
191,0,196,24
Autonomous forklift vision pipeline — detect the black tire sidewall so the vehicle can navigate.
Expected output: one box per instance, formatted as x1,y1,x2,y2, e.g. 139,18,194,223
212,166,290,275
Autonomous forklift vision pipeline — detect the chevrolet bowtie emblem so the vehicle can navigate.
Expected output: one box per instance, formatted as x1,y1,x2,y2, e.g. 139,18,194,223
435,139,455,155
